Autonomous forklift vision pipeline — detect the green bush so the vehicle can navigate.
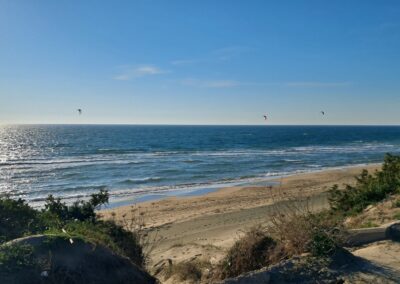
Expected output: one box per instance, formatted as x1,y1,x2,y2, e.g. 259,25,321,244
329,154,400,215
0,189,145,273
0,190,110,244
0,196,43,243
44,189,109,222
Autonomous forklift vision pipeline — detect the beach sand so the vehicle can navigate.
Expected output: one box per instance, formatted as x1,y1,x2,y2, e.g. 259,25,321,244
100,164,381,271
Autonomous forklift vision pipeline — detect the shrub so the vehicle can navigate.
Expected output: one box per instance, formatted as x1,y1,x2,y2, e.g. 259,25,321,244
44,189,109,222
0,196,43,243
309,226,340,257
0,190,146,273
268,203,343,258
1,190,110,245
329,154,400,215
214,227,278,279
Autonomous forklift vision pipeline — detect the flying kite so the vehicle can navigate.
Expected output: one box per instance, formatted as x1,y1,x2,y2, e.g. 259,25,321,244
320,111,325,115
263,114,268,120
77,109,82,115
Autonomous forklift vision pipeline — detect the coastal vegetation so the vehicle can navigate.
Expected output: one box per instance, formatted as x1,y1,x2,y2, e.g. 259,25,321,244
0,190,148,283
213,227,280,279
329,154,400,215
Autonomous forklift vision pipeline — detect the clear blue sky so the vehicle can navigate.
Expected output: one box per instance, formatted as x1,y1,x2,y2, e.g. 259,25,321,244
1,0,400,125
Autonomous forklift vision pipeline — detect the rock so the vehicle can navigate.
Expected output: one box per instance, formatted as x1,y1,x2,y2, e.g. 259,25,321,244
388,222,400,241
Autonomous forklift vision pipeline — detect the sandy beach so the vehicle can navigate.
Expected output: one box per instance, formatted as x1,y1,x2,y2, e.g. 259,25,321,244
100,164,381,270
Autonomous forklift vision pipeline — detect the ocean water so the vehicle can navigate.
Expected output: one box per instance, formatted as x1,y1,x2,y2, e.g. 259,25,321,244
1,125,400,207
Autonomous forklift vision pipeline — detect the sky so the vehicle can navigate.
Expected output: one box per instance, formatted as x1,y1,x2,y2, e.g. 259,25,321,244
1,0,400,125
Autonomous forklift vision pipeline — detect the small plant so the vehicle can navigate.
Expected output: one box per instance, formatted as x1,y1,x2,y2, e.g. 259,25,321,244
393,212,400,220
214,226,278,279
309,227,340,257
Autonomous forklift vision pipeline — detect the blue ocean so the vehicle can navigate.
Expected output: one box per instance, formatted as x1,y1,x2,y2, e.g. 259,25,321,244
1,125,400,207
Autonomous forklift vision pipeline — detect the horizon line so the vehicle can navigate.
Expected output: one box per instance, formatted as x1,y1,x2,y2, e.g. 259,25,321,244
2,123,400,127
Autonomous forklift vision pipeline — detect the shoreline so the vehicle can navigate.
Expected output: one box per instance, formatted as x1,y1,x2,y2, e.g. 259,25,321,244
103,162,381,210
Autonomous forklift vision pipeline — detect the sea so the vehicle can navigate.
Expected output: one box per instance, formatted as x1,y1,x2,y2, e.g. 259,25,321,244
1,125,400,208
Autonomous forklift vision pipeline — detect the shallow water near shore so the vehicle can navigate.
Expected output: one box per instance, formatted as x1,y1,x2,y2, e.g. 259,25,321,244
1,125,400,207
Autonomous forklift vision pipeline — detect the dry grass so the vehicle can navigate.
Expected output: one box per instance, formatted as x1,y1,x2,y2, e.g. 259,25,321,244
267,197,344,257
164,260,212,283
212,226,281,280
393,197,400,208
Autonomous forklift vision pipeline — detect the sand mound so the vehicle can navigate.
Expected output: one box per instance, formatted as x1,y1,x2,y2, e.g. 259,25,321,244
0,235,157,284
